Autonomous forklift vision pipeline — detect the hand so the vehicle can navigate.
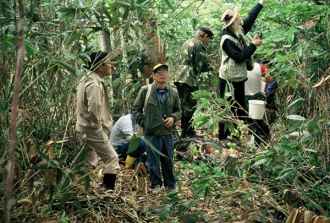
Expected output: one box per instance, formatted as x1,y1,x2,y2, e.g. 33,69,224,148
265,74,273,82
163,117,175,128
252,35,262,47
259,0,265,5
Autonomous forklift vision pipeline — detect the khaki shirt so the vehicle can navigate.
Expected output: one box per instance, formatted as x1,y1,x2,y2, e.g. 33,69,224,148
76,72,112,135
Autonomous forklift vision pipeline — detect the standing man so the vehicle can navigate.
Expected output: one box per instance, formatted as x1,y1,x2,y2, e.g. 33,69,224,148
218,0,265,140
133,64,181,192
76,51,120,190
175,27,214,138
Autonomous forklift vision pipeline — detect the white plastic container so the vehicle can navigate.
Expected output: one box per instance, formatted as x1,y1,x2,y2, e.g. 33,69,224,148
248,100,266,120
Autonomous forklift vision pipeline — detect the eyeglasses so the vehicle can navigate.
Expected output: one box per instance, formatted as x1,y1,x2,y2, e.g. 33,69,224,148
154,70,168,75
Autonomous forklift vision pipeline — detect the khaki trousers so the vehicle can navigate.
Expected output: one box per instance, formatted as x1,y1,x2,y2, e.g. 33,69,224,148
78,127,120,174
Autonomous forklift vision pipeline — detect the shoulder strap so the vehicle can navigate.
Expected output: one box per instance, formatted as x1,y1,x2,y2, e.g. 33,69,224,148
143,84,152,114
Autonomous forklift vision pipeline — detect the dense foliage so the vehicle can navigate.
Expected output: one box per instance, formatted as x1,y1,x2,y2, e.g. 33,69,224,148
1,0,329,222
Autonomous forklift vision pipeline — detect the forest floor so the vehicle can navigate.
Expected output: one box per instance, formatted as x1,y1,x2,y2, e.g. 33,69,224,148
12,132,330,223
66,136,287,223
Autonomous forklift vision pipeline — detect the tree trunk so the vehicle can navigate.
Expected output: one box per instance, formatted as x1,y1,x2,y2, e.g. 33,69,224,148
99,30,111,52
119,24,129,112
4,0,25,222
99,30,113,107
141,19,166,78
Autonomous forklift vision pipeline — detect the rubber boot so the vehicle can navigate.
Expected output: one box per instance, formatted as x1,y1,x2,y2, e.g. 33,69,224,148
125,155,136,169
103,173,117,190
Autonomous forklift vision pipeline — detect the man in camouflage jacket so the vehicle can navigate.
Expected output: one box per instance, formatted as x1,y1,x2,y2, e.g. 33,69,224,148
175,27,214,138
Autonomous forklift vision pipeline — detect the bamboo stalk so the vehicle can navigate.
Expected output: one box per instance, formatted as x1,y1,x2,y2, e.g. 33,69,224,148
4,0,25,222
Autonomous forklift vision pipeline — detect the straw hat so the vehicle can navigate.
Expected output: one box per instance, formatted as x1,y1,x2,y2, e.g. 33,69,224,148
221,8,240,29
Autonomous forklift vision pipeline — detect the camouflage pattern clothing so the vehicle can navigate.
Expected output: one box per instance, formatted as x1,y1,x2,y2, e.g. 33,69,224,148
176,38,212,87
76,72,120,174
175,38,212,137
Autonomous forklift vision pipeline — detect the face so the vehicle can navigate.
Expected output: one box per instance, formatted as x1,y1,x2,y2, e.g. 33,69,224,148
152,68,169,84
231,15,242,33
200,33,210,45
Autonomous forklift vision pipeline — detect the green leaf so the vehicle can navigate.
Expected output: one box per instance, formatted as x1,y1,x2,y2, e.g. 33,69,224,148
164,0,174,10
307,119,321,136
128,135,140,154
288,97,305,111
276,168,294,180
252,158,268,167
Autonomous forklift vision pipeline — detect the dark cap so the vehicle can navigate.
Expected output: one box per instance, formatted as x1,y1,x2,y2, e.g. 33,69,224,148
153,63,168,73
198,27,214,39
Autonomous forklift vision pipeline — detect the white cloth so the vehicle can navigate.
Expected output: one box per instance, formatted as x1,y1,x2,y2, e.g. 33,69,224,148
245,63,262,96
110,114,134,146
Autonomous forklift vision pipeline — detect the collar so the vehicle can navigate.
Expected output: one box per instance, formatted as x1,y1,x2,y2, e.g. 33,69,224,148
153,82,169,90
223,28,238,38
195,37,207,49
90,72,105,83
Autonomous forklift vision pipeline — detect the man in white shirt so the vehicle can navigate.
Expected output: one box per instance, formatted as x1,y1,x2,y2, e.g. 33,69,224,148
245,62,263,96
110,113,146,167
245,62,277,146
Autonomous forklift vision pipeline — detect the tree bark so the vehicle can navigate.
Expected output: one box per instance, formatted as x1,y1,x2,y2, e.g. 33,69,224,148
119,24,129,111
99,30,111,52
4,0,25,222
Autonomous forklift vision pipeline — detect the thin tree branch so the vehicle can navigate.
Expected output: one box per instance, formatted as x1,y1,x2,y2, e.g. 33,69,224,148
4,0,25,222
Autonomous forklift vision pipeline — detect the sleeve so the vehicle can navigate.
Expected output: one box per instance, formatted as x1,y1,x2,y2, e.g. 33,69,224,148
85,83,103,129
132,87,146,128
242,3,263,34
169,89,182,122
191,43,212,74
222,39,256,63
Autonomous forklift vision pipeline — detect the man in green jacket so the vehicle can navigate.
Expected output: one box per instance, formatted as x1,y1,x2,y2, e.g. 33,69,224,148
133,64,181,192
175,27,214,138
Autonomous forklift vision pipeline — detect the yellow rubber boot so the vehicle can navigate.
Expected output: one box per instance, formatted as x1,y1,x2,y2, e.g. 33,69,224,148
125,155,136,169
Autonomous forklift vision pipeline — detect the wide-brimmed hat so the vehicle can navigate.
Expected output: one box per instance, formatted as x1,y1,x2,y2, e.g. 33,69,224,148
221,8,240,30
85,49,122,71
87,51,109,71
153,63,168,73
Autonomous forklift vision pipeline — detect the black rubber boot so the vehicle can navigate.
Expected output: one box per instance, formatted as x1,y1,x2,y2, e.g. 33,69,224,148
103,174,117,190
218,122,229,140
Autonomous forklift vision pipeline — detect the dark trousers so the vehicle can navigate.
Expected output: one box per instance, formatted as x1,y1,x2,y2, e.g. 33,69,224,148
249,119,270,146
145,135,176,189
218,78,248,139
175,82,198,138
115,139,146,161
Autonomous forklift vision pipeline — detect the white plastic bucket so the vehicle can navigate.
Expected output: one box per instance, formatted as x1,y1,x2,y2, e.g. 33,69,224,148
248,100,266,120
